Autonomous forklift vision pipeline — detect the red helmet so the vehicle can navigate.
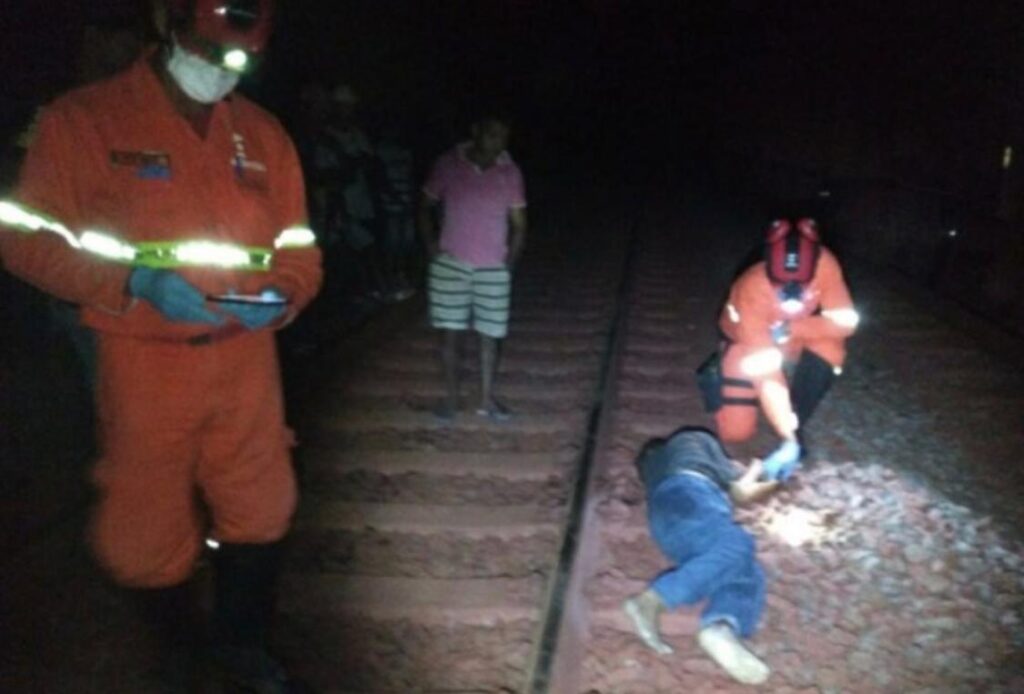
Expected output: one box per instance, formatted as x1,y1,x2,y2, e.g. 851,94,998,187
765,218,821,286
169,0,274,71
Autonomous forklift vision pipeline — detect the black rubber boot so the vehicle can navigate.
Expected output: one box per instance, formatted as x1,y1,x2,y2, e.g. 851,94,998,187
210,541,313,694
790,350,836,458
790,350,836,426
130,582,206,692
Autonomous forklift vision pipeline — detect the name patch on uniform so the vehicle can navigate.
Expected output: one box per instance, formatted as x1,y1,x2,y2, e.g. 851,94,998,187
110,150,172,180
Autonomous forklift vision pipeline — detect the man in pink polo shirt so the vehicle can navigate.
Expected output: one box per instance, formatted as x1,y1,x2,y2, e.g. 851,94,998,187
418,114,528,421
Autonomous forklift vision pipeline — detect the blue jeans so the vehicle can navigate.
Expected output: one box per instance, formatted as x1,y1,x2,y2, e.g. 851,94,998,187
648,473,765,637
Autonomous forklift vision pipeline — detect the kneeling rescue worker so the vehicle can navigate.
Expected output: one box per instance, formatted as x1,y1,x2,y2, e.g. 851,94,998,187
700,218,858,481
0,1,321,691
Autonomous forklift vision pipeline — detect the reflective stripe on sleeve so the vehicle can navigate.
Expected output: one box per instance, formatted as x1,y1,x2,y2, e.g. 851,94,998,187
822,307,860,329
0,200,81,248
726,303,741,323
274,226,316,249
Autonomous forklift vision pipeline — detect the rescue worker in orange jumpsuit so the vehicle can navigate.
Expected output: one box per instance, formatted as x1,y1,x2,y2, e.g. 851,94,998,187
704,218,858,481
0,1,321,691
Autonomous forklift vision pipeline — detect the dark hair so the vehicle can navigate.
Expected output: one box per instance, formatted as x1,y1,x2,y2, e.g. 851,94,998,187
470,102,514,130
477,112,512,126
637,426,719,459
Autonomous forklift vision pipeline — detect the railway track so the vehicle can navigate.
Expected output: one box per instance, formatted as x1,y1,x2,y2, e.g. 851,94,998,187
279,185,792,693
280,189,1024,693
280,184,632,692
3,183,1023,692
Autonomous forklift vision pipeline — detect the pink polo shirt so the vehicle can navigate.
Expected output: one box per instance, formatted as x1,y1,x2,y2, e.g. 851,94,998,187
423,143,526,267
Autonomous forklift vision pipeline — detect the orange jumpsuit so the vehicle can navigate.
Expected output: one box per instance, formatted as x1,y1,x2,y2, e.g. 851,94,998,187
0,56,322,587
715,248,855,442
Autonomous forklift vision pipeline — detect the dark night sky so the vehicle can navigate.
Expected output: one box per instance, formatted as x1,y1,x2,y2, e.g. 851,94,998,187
2,1,1023,198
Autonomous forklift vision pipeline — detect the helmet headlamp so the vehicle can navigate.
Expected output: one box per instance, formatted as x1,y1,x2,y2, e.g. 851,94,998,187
222,48,249,72
765,217,821,287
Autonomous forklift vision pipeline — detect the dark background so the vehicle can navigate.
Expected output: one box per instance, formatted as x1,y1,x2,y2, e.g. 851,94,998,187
1,1,1023,329
2,2,1023,192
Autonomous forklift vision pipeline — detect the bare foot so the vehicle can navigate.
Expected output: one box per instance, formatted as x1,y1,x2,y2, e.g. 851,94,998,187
697,622,769,685
623,590,673,655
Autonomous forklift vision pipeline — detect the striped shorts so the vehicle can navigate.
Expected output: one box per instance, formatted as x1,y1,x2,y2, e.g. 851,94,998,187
428,254,511,338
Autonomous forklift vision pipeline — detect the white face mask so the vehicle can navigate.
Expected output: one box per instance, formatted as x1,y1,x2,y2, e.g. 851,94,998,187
166,38,240,104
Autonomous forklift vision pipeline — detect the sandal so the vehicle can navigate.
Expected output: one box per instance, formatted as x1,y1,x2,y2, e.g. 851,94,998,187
475,401,512,422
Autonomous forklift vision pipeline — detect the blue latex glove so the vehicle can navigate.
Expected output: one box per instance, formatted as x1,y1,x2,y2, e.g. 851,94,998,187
770,321,791,345
215,288,288,330
762,439,802,481
128,267,222,325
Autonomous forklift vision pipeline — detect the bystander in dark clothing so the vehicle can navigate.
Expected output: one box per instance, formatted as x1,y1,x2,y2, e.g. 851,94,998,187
376,123,418,300
313,84,385,301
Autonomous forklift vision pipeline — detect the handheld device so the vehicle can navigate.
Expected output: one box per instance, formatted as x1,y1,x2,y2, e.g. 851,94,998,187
207,293,289,305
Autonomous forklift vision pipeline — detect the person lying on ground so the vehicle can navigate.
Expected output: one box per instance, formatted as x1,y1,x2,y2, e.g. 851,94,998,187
623,427,778,686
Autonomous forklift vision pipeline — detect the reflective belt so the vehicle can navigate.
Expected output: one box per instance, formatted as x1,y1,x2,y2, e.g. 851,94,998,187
0,200,315,271
131,240,273,271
